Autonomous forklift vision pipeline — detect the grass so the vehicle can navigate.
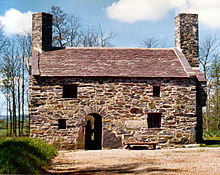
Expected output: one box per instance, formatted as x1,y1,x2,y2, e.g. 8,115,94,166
0,129,6,136
0,137,57,174
203,130,220,140
0,120,30,136
0,128,29,137
202,130,220,147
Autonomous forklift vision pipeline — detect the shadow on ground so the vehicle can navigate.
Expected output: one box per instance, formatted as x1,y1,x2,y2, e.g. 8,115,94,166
204,140,220,145
48,163,182,175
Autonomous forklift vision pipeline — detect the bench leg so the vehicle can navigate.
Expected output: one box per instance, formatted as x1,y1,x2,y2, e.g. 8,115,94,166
148,144,156,150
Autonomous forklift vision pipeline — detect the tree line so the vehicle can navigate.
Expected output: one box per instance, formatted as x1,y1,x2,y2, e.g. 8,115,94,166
0,24,31,136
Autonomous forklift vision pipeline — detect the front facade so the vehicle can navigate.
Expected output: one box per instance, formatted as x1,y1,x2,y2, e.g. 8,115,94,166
29,12,206,149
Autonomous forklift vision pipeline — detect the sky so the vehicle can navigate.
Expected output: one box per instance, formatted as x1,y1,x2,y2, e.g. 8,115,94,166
0,0,220,115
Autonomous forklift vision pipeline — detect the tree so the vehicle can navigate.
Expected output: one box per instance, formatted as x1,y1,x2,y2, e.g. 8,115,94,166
97,24,115,47
16,33,31,135
50,5,69,47
66,14,81,47
208,54,220,130
199,35,219,132
0,23,9,135
50,5,115,47
80,25,115,47
80,27,99,47
0,23,7,51
0,40,19,136
199,34,219,79
0,30,31,136
142,37,159,48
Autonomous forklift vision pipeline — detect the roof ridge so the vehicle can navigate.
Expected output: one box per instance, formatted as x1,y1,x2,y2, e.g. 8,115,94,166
64,47,173,50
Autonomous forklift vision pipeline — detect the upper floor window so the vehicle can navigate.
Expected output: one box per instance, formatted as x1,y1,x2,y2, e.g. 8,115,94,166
153,86,160,97
63,84,78,98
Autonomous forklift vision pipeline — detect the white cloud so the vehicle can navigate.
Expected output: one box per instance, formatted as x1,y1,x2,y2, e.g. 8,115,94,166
0,8,33,36
180,0,220,28
106,0,185,23
107,0,220,28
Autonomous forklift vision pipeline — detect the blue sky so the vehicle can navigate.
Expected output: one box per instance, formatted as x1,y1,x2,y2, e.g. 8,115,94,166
1,0,220,47
0,0,220,115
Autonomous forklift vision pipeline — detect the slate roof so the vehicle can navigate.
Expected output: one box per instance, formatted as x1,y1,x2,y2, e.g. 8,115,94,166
31,47,203,79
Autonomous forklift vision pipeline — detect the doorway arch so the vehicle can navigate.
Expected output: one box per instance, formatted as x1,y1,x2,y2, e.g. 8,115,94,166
85,113,102,150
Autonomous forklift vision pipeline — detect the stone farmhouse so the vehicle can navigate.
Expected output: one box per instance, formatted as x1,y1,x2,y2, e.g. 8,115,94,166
29,12,206,149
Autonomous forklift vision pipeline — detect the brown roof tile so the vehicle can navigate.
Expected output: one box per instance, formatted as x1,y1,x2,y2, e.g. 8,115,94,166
33,47,196,78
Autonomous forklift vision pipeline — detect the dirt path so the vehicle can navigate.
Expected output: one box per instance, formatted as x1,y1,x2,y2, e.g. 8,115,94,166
48,147,220,174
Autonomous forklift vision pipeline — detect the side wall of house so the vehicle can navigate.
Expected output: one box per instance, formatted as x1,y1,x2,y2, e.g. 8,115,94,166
29,75,197,149
196,81,207,142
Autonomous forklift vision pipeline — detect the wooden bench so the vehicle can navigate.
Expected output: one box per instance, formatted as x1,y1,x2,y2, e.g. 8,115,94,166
125,142,158,150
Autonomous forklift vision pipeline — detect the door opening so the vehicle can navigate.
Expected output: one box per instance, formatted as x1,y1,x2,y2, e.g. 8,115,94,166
85,113,102,150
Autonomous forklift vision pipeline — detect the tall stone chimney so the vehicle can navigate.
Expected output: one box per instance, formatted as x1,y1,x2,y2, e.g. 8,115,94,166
32,12,52,52
175,13,199,67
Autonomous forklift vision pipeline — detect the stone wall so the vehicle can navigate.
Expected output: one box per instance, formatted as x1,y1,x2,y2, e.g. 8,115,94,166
175,13,199,67
29,75,198,149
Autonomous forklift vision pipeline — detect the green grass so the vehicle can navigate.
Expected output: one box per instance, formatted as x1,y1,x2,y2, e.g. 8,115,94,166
200,143,220,147
202,130,220,147
203,130,220,140
0,119,30,136
0,129,7,136
0,128,30,136
0,137,57,174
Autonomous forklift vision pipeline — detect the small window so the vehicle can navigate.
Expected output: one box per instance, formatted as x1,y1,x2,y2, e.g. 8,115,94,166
148,113,161,128
63,84,78,98
153,86,160,97
58,119,66,129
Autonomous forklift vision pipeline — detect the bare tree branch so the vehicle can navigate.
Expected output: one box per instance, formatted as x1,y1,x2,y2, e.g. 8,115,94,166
50,5,69,47
66,14,81,47
199,34,219,79
80,25,115,47
142,37,158,48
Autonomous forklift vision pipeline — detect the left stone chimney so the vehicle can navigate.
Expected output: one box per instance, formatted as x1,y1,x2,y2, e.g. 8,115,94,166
32,12,52,52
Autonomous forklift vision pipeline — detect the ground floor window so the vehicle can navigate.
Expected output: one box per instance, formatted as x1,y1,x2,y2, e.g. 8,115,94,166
148,113,162,128
58,119,66,129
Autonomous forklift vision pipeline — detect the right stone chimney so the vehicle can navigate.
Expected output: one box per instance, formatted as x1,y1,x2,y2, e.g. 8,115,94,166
175,13,199,67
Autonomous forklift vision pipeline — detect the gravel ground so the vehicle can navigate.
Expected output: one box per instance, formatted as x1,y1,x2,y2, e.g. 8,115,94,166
48,147,220,175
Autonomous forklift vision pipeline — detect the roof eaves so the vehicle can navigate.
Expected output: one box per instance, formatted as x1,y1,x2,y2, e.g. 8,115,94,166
192,67,207,82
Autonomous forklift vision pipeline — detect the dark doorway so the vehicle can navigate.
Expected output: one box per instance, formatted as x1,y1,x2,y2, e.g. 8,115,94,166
85,113,102,150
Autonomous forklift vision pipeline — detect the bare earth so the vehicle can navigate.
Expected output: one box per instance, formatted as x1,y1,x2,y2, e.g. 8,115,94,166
48,147,220,175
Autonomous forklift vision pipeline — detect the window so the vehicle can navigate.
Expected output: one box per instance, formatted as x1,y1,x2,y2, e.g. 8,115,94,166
58,119,66,129
153,86,160,97
63,84,78,98
148,113,162,128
